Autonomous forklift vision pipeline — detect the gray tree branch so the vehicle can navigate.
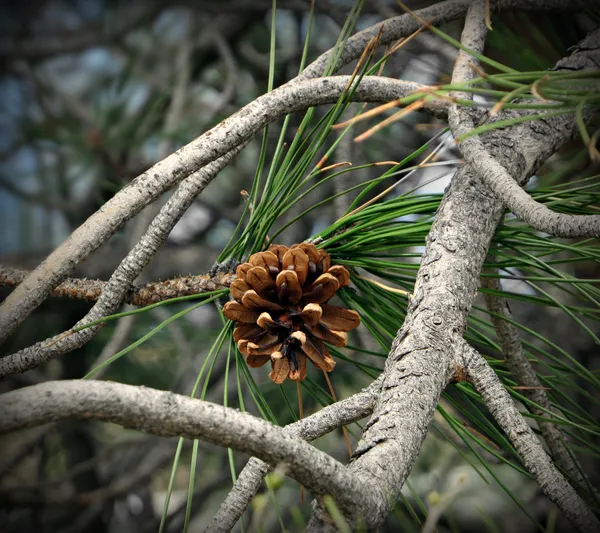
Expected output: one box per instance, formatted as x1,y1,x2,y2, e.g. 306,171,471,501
449,28,600,238
0,379,379,521
447,7,596,522
305,5,493,530
459,343,600,533
456,133,600,237
205,379,381,532
482,272,590,497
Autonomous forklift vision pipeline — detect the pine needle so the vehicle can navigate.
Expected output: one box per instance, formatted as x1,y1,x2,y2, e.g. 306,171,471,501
353,100,425,142
358,276,410,297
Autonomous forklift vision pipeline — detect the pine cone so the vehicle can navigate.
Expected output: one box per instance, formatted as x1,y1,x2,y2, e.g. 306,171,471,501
222,243,360,383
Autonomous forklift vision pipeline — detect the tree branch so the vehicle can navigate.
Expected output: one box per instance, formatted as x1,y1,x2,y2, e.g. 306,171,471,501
449,28,600,238
0,265,234,306
206,379,381,532
455,132,600,237
449,0,487,89
459,343,600,533
482,272,591,497
0,380,379,520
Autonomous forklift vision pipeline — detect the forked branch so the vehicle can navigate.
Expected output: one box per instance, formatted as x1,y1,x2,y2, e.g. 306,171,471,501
449,27,600,238
205,377,381,532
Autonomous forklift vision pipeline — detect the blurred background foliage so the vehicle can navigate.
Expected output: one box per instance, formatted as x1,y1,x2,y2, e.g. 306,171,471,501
0,1,599,532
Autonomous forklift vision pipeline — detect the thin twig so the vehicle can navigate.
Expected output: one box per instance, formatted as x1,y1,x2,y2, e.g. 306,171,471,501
482,271,591,498
459,343,599,533
0,265,234,306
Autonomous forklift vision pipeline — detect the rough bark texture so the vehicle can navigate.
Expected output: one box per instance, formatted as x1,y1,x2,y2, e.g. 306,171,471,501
451,29,600,238
482,274,590,495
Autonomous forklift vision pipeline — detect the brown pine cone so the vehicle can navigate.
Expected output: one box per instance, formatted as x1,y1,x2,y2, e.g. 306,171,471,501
222,243,360,383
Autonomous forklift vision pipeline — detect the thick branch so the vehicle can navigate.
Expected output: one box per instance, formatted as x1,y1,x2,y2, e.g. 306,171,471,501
306,5,494,530
460,344,600,533
0,266,234,306
0,76,441,345
482,274,590,495
444,8,598,531
0,380,379,520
